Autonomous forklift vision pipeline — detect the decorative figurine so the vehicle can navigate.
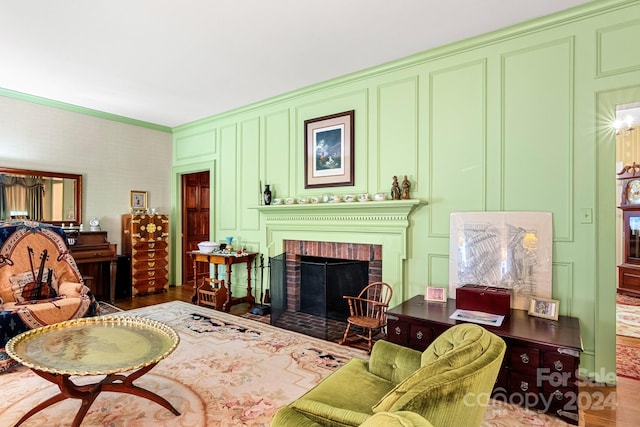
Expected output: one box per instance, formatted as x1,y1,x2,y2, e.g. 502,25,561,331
401,175,411,199
391,176,401,200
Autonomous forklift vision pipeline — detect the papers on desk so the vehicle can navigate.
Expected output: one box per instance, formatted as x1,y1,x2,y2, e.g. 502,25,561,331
449,309,505,327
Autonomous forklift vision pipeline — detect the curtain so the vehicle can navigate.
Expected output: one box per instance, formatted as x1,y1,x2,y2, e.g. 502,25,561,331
0,174,45,220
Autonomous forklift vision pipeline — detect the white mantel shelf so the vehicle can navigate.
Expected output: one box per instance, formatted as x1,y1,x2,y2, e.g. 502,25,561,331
252,199,423,224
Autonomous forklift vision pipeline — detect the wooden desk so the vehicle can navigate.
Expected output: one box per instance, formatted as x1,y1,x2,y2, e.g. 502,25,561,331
69,231,117,303
188,251,257,311
386,296,582,425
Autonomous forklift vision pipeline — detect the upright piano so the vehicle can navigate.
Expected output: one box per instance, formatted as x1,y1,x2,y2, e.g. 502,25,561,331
69,231,117,302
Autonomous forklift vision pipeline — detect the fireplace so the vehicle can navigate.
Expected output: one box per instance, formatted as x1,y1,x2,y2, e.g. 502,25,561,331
270,240,382,341
255,199,420,342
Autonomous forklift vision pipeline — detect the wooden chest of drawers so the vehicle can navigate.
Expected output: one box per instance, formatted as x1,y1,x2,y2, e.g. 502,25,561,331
386,296,582,425
122,214,170,296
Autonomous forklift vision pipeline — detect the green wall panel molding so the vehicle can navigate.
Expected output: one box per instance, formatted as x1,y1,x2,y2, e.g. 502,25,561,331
219,124,238,230
597,17,640,76
501,37,574,241
377,77,419,192
174,128,217,164
240,117,261,232
429,60,487,238
264,109,292,199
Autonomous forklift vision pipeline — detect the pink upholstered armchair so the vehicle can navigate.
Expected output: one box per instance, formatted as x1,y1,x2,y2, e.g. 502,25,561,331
0,221,96,372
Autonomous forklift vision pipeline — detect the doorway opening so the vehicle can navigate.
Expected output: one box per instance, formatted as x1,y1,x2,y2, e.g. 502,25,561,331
181,171,210,287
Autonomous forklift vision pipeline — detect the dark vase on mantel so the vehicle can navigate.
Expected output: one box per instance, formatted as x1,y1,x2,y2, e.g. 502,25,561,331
263,185,272,205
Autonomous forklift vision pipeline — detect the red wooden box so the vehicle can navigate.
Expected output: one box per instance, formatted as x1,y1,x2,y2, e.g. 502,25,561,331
455,284,512,316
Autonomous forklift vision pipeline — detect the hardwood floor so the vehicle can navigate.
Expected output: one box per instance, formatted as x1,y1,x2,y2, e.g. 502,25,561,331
112,285,638,427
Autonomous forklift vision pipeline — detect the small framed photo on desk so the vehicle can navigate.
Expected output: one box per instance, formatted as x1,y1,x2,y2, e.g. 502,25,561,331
528,296,559,321
425,286,447,302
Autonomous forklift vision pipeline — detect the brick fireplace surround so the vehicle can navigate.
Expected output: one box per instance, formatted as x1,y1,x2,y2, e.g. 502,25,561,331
284,240,382,312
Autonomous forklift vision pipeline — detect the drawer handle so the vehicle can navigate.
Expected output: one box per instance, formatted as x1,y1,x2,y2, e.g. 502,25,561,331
520,353,530,364
520,381,529,392
553,390,564,401
554,360,564,371
395,327,402,335
416,331,424,340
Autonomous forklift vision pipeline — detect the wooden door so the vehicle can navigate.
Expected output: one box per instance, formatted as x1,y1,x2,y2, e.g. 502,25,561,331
182,171,210,286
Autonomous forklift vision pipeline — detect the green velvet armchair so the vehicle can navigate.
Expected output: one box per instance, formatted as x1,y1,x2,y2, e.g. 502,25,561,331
270,323,506,427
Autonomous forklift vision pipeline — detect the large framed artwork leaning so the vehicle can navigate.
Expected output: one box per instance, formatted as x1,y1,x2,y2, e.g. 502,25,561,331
304,110,354,188
448,211,553,310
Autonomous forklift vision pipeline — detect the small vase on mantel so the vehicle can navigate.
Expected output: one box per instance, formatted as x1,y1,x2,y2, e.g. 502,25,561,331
263,185,272,205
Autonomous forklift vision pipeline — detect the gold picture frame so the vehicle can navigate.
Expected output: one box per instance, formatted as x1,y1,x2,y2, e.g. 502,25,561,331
424,286,447,302
528,296,560,321
130,190,148,210
304,110,355,189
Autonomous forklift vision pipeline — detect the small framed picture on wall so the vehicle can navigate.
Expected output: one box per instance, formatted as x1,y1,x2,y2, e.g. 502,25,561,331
130,190,148,210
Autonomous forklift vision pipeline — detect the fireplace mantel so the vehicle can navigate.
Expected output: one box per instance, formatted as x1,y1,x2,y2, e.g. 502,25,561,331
254,199,423,304
253,199,422,225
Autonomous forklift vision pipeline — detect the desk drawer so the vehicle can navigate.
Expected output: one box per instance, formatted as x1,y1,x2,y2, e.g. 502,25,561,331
542,352,577,375
409,324,432,351
510,345,540,374
387,317,409,346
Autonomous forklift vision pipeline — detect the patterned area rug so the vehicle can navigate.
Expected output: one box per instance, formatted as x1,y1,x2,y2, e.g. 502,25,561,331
0,301,570,426
617,293,640,306
617,293,640,339
616,303,640,338
617,343,640,380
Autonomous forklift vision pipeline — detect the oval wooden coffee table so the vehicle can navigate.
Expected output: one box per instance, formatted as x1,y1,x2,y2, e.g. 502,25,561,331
6,316,180,427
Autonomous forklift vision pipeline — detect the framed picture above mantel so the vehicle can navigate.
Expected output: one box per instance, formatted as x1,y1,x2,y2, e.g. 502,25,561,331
304,110,354,189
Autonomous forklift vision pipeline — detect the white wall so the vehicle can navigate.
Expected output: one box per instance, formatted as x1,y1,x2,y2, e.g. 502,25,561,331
0,96,173,253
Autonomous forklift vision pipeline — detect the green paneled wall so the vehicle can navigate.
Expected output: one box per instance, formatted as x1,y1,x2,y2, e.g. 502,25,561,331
171,0,640,381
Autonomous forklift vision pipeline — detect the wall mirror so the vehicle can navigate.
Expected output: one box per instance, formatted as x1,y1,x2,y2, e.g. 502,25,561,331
0,167,82,225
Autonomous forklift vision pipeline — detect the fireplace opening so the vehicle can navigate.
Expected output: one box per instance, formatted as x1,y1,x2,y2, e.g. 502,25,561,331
269,240,382,342
299,256,369,322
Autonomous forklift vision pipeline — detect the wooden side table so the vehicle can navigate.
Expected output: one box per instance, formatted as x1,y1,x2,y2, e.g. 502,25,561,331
188,251,257,311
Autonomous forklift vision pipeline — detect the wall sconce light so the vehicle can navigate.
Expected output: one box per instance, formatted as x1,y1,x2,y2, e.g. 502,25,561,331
615,115,635,135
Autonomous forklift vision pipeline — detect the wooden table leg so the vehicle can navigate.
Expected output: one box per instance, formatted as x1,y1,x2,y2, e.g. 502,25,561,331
245,258,255,305
223,263,233,311
14,364,179,427
191,255,198,303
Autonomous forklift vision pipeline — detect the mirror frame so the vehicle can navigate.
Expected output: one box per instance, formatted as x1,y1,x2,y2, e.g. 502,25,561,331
0,167,82,225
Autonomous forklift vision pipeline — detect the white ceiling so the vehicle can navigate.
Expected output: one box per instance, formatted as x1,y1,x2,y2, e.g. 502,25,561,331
0,0,593,128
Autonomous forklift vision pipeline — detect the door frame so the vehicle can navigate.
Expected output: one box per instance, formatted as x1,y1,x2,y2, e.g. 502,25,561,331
171,162,214,288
